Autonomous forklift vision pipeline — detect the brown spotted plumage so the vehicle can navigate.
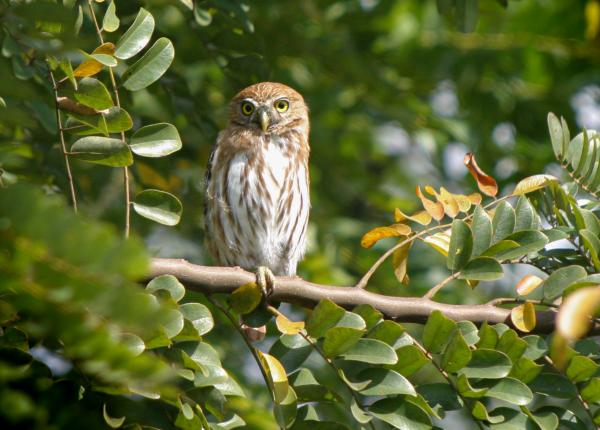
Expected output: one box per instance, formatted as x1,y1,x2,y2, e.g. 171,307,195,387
204,82,310,276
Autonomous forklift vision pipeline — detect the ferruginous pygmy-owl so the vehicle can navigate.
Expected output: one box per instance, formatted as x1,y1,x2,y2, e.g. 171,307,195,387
204,82,310,289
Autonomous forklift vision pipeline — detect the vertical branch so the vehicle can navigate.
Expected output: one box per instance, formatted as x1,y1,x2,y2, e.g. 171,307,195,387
87,0,131,237
48,64,78,212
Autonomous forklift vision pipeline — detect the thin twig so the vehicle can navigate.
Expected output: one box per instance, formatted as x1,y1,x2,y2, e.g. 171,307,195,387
48,64,78,212
205,295,280,424
355,194,514,290
87,0,131,238
409,334,485,430
265,305,375,430
423,272,461,300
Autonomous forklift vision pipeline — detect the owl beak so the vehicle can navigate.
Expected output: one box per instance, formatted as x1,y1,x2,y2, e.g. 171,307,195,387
258,108,270,132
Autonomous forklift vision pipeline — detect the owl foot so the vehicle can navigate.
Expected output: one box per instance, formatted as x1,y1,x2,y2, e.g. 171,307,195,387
256,266,275,300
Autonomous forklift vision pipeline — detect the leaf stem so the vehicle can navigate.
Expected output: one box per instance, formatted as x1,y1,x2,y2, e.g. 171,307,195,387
266,305,376,430
205,296,280,423
48,64,78,212
87,0,131,238
409,334,485,430
423,272,461,300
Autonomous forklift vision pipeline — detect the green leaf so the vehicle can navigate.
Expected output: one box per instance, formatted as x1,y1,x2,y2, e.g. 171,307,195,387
306,299,345,338
102,0,120,32
122,38,175,91
115,8,155,59
350,397,372,424
269,334,312,371
447,219,473,271
74,77,113,110
457,321,479,346
456,373,488,398
369,398,432,430
514,196,536,231
146,274,185,302
530,373,577,399
388,345,429,376
130,123,182,157
482,240,520,258
462,349,512,379
70,136,133,167
323,326,365,358
497,329,527,362
582,377,600,403
352,368,416,397
458,256,503,281
194,5,213,26
566,355,599,383
59,59,77,90
418,383,463,412
67,106,133,136
489,407,536,430
456,0,478,33
471,401,504,424
579,229,600,270
103,403,125,428
524,408,559,430
548,112,565,160
492,230,549,261
471,205,492,256
367,320,405,346
422,310,456,354
179,303,213,336
543,265,587,301
352,304,383,330
441,330,471,372
132,189,183,226
289,368,342,403
522,335,548,360
492,201,516,242
339,338,397,364
229,282,262,315
274,386,297,429
483,377,533,405
477,321,498,349
509,357,543,384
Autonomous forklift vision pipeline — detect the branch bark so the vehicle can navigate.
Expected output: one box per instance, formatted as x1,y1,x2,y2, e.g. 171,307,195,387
150,258,598,335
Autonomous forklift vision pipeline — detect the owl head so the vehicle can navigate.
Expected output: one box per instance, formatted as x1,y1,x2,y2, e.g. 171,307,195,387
229,82,309,135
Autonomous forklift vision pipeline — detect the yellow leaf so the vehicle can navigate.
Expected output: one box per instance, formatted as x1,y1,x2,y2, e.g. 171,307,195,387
512,174,558,196
416,186,445,221
439,187,460,218
394,208,432,226
515,275,544,296
229,282,262,315
73,43,116,77
360,223,411,249
557,286,600,340
586,0,600,39
422,230,451,256
392,241,412,285
467,193,482,205
511,302,536,332
454,194,473,213
275,314,305,335
257,352,289,403
464,153,498,197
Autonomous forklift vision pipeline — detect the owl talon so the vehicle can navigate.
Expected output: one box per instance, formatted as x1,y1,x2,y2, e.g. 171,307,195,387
256,266,275,300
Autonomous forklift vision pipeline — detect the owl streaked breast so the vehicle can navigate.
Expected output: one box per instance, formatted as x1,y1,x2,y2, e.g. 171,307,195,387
204,82,310,276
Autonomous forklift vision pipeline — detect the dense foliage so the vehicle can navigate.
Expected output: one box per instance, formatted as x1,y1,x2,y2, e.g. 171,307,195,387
2,0,600,429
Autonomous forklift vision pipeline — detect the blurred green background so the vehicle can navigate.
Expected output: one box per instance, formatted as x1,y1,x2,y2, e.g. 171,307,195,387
1,1,600,427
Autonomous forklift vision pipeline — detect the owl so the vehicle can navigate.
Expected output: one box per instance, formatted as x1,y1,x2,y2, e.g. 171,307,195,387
204,82,310,292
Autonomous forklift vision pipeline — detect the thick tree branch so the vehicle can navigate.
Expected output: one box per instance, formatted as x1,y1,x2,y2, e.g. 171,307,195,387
150,258,598,335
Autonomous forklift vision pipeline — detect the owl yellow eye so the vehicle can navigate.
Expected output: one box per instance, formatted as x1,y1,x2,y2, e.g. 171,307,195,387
241,101,255,116
275,99,289,112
